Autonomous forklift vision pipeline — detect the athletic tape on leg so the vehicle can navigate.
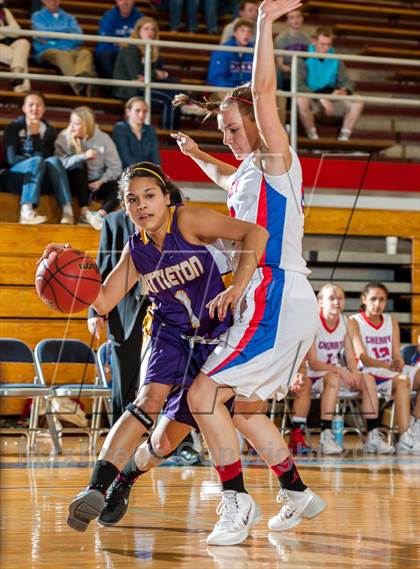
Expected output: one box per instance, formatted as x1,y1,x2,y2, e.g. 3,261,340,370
125,403,154,430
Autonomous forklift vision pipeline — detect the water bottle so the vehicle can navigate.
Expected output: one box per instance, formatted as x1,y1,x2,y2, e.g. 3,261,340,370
332,414,344,447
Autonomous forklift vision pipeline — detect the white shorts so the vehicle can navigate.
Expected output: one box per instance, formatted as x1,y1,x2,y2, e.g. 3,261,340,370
363,364,418,401
202,268,318,401
311,376,360,398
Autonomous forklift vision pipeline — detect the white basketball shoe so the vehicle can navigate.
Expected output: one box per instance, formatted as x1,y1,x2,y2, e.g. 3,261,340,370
320,429,343,455
268,488,327,532
396,428,420,454
364,428,395,454
207,491,262,546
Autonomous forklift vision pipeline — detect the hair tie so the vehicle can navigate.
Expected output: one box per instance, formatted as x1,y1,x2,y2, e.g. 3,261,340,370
132,167,165,185
226,96,253,105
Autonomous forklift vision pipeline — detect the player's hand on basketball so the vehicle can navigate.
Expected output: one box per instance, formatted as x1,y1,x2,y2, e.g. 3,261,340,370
37,242,70,265
87,316,106,339
170,131,199,156
259,0,302,22
206,285,243,321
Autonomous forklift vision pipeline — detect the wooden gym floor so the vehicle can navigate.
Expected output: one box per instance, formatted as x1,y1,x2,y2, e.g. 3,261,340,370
0,435,419,569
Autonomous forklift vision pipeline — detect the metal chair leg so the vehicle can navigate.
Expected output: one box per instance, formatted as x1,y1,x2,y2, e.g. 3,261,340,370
45,399,62,454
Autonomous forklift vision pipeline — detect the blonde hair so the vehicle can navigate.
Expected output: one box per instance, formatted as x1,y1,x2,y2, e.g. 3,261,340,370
125,96,148,111
173,83,255,123
317,283,345,301
66,106,96,153
130,17,160,62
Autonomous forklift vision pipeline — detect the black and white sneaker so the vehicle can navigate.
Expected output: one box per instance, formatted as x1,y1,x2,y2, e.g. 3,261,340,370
67,487,105,532
98,477,133,527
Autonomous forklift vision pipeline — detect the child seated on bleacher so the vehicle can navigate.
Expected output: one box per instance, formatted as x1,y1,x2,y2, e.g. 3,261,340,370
288,283,393,455
351,282,420,454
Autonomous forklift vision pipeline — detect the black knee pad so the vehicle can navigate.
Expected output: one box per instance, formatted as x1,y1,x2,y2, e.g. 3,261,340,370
125,403,154,431
147,436,173,460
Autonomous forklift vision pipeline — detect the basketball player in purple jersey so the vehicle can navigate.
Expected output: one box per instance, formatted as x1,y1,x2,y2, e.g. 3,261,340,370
40,161,268,532
171,0,326,546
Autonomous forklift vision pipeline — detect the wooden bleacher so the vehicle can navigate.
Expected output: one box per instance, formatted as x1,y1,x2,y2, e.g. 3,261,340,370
306,0,420,20
2,0,419,157
333,23,420,41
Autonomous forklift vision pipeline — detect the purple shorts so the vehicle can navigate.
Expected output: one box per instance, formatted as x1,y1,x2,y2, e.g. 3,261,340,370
142,326,217,430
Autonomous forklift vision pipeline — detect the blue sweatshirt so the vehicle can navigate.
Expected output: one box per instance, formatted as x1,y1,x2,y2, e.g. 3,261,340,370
96,6,144,55
31,8,83,58
207,38,254,88
112,121,160,169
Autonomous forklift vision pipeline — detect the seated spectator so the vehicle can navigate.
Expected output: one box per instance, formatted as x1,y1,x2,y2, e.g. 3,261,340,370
31,0,96,96
274,9,311,89
351,282,420,453
220,0,258,44
95,0,143,79
0,3,31,92
207,18,254,88
112,97,160,169
113,17,180,130
55,106,122,231
3,91,73,224
169,0,199,33
289,284,394,456
296,26,364,141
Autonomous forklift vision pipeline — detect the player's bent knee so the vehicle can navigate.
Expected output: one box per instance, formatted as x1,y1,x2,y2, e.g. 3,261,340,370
125,402,154,431
187,387,200,413
147,435,173,460
323,373,340,390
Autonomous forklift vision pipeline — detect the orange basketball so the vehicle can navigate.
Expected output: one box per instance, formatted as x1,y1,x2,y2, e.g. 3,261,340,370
35,248,102,314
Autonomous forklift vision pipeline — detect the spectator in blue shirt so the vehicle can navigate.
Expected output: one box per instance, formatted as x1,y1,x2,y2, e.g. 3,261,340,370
95,0,143,79
207,18,254,88
112,97,160,169
31,0,96,95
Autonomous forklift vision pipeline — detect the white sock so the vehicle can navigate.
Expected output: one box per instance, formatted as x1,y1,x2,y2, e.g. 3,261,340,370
340,128,351,135
292,416,307,424
63,204,74,215
21,203,32,214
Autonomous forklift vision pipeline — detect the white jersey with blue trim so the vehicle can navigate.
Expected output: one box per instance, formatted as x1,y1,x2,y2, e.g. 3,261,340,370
227,147,309,275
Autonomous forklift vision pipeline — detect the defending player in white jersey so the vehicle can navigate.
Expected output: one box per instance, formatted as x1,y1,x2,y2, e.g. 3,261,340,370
289,283,394,456
171,0,326,547
351,282,420,454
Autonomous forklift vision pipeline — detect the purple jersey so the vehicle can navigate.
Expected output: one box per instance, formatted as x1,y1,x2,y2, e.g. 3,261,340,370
129,206,232,338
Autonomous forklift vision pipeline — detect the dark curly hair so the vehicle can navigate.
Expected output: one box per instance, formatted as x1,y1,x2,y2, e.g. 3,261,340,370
118,162,183,205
